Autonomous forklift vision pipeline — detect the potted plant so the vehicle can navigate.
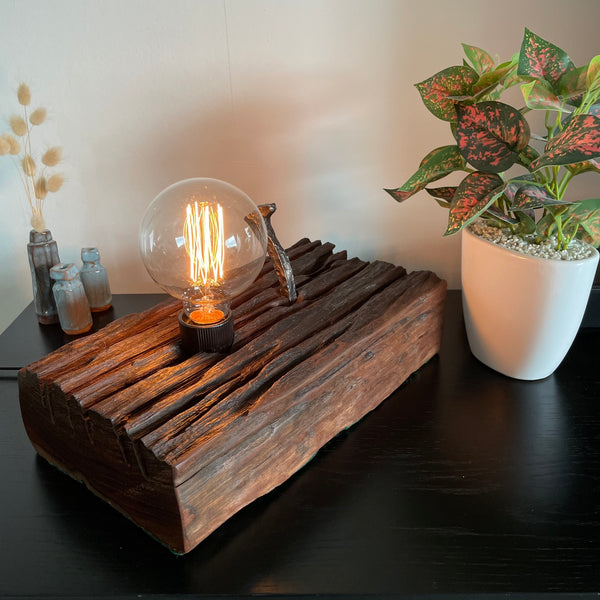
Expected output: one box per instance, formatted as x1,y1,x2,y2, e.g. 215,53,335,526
385,29,600,380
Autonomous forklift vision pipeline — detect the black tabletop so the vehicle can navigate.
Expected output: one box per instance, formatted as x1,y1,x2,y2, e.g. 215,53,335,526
1,292,598,599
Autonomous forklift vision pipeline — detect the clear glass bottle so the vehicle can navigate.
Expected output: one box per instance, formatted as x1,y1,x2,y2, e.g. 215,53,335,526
50,263,93,335
80,247,112,312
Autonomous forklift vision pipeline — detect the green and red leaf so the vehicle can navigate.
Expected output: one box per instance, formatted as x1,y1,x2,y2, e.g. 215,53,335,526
384,145,466,202
426,186,457,200
567,158,600,175
501,54,525,91
529,113,600,170
486,206,520,225
415,66,479,121
503,174,536,202
587,55,600,94
516,145,540,170
517,28,575,91
462,43,495,75
473,63,517,96
500,175,561,214
510,184,566,210
445,171,504,235
567,198,600,247
426,186,457,208
517,210,537,234
521,80,567,111
455,101,530,173
535,211,555,237
556,65,588,103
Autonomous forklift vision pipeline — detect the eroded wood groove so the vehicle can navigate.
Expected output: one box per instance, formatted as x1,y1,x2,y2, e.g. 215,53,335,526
132,260,404,447
18,240,446,554
28,299,181,381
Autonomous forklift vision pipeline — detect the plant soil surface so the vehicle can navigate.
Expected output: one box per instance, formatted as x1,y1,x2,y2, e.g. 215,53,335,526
470,222,598,261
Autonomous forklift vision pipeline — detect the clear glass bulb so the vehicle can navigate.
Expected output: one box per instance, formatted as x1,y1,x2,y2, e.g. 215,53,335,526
139,178,268,327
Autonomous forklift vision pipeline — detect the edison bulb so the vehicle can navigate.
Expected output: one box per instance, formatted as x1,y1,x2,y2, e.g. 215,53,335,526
139,178,268,352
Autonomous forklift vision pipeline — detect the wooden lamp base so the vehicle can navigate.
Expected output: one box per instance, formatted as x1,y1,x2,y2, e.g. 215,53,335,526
18,239,447,554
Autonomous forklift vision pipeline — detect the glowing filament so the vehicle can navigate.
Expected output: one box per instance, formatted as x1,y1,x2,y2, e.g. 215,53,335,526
184,201,225,288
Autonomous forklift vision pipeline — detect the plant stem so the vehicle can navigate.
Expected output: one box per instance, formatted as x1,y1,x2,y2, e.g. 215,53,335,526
554,108,563,133
557,170,573,200
10,157,34,214
566,224,580,245
22,104,37,218
554,213,566,250
544,109,553,140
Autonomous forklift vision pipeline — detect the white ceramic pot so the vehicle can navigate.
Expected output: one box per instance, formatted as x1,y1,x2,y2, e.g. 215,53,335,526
461,226,599,380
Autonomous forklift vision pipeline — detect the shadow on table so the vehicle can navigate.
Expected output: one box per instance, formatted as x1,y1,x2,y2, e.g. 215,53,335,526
32,358,444,595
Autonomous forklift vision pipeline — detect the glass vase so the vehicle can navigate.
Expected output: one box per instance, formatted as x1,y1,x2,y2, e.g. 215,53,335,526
27,229,60,325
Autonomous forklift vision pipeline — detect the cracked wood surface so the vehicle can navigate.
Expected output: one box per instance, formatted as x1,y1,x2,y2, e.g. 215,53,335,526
18,239,446,554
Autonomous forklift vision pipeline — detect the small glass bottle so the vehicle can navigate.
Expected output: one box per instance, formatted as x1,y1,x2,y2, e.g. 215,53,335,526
50,263,93,335
80,247,112,312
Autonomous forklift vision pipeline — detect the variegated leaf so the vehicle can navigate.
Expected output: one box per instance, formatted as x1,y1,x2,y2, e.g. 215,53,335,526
511,184,566,210
567,159,600,175
522,80,568,111
518,28,575,91
557,65,588,102
516,145,541,170
516,210,537,234
566,198,600,247
450,63,519,101
502,55,525,91
529,113,600,170
561,103,600,129
473,63,517,96
450,121,459,141
456,101,530,173
503,174,537,202
426,186,457,208
426,186,457,200
445,172,504,235
415,66,479,122
384,145,466,202
462,43,495,74
535,211,555,237
487,206,520,225
587,55,600,94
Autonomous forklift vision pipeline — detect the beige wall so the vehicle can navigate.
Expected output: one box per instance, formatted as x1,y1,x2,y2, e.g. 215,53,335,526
1,0,599,333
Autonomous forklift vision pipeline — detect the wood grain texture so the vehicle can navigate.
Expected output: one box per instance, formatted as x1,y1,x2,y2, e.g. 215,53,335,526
18,240,446,554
